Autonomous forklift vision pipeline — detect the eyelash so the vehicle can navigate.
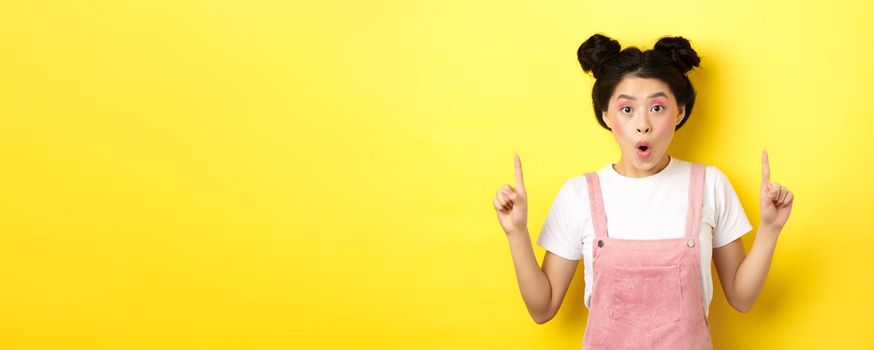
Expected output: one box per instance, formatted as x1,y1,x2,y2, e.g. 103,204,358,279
620,105,665,114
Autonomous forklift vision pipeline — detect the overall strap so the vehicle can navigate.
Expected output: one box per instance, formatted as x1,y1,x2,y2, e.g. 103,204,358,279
685,163,707,239
584,172,608,240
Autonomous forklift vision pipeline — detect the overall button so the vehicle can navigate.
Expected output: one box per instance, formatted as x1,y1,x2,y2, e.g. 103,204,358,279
687,239,695,248
598,240,604,248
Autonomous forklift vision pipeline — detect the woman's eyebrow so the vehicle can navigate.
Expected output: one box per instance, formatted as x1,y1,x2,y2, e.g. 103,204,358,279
616,92,668,100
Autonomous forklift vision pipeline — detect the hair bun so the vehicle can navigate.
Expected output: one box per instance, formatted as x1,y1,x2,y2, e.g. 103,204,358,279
577,34,621,78
654,36,700,73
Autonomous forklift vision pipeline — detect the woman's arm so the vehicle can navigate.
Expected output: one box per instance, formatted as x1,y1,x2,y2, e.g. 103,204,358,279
713,150,794,312
713,229,779,312
506,230,578,324
494,154,578,324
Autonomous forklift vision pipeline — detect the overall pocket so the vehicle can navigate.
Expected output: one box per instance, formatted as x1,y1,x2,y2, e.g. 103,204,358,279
609,264,682,331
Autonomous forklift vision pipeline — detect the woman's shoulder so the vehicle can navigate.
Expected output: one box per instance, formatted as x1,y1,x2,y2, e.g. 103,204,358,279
701,163,736,185
560,173,590,196
548,174,592,209
672,158,732,183
542,175,592,230
693,162,744,198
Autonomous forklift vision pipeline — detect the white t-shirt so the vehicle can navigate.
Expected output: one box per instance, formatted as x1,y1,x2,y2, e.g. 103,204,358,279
536,156,752,317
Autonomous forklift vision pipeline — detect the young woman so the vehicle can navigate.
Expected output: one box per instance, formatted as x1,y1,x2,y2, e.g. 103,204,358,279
492,34,794,349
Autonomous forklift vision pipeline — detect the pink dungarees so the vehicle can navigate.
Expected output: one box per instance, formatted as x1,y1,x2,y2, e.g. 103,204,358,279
582,163,713,349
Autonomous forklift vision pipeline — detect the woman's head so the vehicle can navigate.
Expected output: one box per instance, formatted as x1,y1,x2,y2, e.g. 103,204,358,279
576,34,701,177
578,34,700,131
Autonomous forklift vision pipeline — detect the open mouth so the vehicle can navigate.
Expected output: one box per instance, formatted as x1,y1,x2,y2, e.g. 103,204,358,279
635,142,651,158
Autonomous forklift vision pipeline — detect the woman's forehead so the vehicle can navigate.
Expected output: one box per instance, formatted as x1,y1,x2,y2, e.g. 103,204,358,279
611,77,674,101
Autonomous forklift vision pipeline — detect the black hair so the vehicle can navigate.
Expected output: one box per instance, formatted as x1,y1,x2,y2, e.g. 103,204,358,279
576,33,701,131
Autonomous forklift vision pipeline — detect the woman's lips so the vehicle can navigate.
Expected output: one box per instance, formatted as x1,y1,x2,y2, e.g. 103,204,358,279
637,147,651,158
635,142,651,158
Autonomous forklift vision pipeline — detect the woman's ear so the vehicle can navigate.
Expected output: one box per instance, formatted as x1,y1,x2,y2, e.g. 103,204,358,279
602,111,611,129
676,106,686,126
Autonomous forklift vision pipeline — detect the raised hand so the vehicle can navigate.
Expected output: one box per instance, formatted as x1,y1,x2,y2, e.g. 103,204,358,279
494,153,529,237
760,149,794,231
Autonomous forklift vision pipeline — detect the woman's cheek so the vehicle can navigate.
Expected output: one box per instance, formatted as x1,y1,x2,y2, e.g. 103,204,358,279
655,115,675,135
658,114,676,128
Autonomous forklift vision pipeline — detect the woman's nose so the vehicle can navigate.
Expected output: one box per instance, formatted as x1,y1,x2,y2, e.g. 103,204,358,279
636,115,652,134
635,115,652,134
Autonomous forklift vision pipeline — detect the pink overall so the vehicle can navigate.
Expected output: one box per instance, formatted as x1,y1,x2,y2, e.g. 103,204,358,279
581,163,713,350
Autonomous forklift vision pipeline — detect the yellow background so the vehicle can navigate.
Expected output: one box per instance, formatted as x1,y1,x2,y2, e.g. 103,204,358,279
1,0,871,349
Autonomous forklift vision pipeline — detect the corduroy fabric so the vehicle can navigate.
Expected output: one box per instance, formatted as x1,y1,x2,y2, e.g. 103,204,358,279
581,163,712,350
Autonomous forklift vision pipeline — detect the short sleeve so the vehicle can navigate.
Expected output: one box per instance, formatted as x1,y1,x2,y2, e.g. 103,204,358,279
710,167,754,248
536,179,585,260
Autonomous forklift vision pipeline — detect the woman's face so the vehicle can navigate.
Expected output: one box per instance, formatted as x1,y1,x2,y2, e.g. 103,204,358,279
602,76,685,178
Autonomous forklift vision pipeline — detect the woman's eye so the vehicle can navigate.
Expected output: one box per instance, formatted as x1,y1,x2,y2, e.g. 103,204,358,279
621,106,632,113
651,105,664,112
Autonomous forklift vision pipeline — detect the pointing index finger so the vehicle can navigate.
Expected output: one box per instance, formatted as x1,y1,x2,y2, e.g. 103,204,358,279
514,152,525,192
761,148,770,192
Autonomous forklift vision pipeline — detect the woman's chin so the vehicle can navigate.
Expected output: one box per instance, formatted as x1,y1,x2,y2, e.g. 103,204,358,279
630,155,653,166
628,151,664,170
